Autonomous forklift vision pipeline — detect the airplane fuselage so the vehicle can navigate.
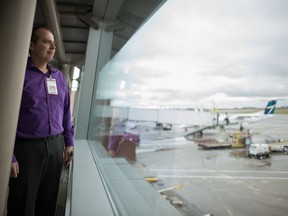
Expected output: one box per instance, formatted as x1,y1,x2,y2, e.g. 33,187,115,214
218,113,274,126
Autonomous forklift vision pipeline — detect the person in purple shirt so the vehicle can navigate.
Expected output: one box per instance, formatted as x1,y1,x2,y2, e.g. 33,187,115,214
108,118,139,157
7,27,74,216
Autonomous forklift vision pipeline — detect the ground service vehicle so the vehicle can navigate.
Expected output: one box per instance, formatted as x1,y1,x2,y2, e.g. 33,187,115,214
248,143,271,160
268,141,288,152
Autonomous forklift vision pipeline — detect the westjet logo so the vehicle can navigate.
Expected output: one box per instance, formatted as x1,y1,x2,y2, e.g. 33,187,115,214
264,100,276,115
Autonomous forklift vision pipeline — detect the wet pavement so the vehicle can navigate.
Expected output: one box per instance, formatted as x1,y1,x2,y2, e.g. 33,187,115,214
133,115,288,216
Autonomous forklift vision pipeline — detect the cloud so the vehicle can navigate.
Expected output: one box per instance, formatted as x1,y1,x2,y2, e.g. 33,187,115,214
100,0,288,108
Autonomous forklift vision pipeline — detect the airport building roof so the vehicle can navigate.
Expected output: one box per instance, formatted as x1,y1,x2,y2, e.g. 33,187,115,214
34,0,166,66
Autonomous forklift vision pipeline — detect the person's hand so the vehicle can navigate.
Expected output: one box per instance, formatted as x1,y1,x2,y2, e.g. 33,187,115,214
10,162,19,178
108,149,117,157
64,146,74,167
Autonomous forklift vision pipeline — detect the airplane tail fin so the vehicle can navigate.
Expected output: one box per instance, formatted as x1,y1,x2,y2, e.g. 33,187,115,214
264,100,277,114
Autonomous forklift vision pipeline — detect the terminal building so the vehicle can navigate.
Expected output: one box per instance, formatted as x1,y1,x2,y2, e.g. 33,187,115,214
0,0,186,215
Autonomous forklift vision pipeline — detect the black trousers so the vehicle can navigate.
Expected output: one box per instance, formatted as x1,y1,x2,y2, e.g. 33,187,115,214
7,135,64,216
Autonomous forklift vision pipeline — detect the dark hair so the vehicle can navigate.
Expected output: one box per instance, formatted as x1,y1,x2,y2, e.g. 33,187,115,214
31,26,51,43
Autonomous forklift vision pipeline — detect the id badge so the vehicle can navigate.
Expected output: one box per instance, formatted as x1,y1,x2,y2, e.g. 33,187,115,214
46,78,58,95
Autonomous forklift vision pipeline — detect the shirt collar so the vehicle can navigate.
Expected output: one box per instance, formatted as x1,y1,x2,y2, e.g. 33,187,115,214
27,57,56,74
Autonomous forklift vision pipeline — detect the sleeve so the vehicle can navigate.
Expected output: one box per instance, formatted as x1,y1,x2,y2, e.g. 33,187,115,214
61,74,75,146
108,134,123,151
12,154,17,163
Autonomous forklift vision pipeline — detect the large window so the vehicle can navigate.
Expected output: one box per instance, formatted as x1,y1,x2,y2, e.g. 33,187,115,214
85,0,288,215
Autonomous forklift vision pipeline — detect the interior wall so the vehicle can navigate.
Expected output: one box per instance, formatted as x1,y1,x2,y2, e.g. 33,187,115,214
0,1,37,214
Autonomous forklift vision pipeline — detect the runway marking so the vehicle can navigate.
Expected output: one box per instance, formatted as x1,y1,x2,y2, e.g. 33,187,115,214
157,175,288,180
150,169,288,174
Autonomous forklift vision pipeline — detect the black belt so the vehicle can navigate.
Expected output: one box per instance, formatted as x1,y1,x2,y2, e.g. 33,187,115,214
16,133,62,142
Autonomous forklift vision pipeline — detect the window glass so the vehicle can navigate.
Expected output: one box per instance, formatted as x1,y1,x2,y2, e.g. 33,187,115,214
87,0,288,215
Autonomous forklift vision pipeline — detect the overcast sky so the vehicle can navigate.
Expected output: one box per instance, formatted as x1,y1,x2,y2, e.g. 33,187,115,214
99,0,288,109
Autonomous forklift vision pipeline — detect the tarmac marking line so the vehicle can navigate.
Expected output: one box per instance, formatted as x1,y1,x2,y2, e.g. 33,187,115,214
157,175,288,180
150,169,288,174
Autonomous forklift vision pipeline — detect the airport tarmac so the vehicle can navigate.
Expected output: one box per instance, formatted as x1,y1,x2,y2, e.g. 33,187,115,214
132,115,288,216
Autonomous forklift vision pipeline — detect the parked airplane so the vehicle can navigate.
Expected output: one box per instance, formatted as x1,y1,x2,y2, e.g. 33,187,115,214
109,100,278,136
217,100,277,127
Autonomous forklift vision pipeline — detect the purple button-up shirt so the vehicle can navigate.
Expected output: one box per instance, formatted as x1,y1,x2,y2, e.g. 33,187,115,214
13,59,74,162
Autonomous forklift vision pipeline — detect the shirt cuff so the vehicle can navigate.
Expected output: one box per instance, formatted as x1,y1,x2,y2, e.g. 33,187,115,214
64,136,74,147
12,154,17,163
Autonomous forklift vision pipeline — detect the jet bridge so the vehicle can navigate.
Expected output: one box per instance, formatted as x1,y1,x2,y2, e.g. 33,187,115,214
95,106,216,127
